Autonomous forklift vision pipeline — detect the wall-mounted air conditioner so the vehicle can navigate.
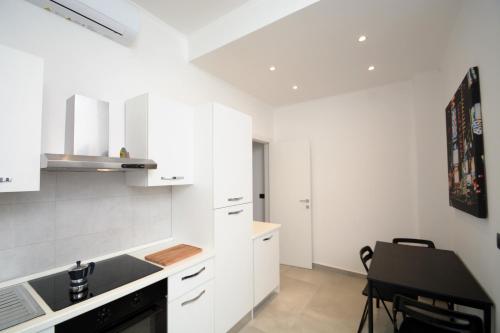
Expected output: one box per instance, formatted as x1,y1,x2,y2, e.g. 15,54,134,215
26,0,140,46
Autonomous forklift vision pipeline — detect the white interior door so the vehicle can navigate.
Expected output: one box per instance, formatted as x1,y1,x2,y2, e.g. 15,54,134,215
270,140,312,269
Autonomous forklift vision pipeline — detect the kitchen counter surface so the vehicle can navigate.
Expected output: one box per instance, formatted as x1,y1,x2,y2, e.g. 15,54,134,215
252,221,281,240
0,239,214,333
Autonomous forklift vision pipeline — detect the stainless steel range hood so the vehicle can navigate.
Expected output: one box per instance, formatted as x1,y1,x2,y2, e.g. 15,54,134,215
41,154,157,172
41,94,157,172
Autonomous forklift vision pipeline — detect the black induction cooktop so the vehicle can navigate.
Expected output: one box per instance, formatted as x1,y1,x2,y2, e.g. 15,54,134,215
28,255,162,311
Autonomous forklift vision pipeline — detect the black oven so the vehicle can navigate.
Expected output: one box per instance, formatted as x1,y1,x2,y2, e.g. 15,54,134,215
55,279,167,333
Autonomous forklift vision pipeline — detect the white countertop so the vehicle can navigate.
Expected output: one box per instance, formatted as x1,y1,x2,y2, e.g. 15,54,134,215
252,221,281,239
0,239,214,333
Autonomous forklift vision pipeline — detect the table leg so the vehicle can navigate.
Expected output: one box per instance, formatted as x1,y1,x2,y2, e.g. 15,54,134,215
484,305,491,333
368,280,373,333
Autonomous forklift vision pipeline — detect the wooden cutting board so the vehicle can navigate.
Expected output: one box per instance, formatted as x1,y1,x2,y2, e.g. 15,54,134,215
145,244,202,267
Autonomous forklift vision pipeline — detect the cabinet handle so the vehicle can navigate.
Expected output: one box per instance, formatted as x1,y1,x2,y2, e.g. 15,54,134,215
228,197,243,202
181,290,206,307
161,176,185,180
0,177,13,183
263,235,273,242
228,209,243,215
181,267,206,281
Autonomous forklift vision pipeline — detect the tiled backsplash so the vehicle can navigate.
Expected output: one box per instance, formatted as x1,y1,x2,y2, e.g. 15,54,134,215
0,172,172,282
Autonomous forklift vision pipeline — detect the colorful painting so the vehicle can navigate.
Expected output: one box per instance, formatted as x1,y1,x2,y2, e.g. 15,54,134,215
446,66,487,218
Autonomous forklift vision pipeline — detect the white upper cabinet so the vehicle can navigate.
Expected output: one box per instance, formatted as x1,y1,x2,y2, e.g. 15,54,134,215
125,93,194,186
213,104,252,208
0,44,43,193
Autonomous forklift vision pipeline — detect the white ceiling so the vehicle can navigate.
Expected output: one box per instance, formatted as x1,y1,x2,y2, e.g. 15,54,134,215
192,0,462,106
131,0,250,34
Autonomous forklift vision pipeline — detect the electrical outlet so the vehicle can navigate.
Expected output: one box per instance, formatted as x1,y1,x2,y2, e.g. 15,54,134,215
497,233,500,250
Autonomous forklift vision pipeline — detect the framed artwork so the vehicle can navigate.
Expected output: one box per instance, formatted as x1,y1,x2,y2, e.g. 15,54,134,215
446,66,487,218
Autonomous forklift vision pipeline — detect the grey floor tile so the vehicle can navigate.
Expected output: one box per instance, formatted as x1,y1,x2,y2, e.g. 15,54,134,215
241,265,393,333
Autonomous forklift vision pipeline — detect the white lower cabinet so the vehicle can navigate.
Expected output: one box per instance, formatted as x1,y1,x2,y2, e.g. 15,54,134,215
214,204,252,333
168,280,214,333
254,230,280,306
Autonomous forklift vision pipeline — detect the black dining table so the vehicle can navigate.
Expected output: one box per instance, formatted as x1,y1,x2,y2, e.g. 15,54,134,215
366,241,494,333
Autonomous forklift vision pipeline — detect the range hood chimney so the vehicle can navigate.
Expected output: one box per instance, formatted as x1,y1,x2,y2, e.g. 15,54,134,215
41,95,156,172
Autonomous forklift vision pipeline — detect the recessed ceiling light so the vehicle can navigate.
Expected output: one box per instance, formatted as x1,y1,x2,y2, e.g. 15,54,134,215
368,65,375,71
269,66,276,71
358,35,367,42
292,85,299,90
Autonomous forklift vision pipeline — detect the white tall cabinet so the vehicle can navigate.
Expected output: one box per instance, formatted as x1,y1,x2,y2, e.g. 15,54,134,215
0,44,43,193
212,104,253,333
125,93,194,186
172,103,253,333
213,104,253,208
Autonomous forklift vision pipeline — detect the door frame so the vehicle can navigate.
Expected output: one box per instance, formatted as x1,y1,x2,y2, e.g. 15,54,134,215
252,137,270,222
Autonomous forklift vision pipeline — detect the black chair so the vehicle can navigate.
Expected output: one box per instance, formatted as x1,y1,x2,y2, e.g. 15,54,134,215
392,238,436,248
393,295,483,333
357,246,395,333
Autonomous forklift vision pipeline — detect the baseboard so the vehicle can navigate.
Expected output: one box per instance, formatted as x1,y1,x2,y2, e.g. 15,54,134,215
312,262,366,278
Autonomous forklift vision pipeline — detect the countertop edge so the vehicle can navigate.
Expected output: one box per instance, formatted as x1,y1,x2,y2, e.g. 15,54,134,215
252,221,281,240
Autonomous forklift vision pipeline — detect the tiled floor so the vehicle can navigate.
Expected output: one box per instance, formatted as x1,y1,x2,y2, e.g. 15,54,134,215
239,265,392,333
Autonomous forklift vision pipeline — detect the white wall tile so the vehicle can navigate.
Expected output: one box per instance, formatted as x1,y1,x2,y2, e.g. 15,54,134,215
0,172,173,282
0,173,56,205
0,207,13,251
0,242,55,281
10,202,55,247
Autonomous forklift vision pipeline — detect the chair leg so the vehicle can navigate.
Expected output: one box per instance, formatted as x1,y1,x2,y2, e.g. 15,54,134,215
376,298,380,308
357,298,369,333
380,299,394,323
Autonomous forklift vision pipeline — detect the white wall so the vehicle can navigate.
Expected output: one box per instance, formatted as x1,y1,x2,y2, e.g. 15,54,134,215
273,81,419,273
414,0,500,326
0,0,273,282
0,0,273,155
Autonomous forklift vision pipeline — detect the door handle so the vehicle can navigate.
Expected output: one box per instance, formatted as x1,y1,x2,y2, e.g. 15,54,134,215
161,176,185,180
181,290,206,307
299,199,310,203
181,267,206,280
228,209,244,215
263,235,273,242
228,197,243,202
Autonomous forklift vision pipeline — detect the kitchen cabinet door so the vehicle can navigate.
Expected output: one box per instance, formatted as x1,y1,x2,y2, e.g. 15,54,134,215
125,93,193,187
254,231,280,306
214,203,252,333
168,280,214,333
213,104,252,208
0,44,43,193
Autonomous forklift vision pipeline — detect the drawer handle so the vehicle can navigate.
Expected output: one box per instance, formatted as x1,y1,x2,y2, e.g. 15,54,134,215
228,209,243,215
263,235,273,242
228,197,243,202
181,290,206,307
161,176,185,180
181,266,206,280
0,177,13,183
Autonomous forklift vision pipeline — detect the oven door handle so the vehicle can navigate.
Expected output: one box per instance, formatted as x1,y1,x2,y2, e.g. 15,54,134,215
105,304,164,333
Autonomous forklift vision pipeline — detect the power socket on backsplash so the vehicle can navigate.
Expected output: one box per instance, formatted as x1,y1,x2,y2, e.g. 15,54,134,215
497,233,500,250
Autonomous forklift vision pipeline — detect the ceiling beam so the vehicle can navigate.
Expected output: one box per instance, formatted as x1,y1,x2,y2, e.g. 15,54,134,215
188,0,319,61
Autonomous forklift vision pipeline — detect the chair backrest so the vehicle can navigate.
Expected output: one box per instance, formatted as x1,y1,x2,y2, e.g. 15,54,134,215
359,246,373,273
392,238,436,248
393,295,483,333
